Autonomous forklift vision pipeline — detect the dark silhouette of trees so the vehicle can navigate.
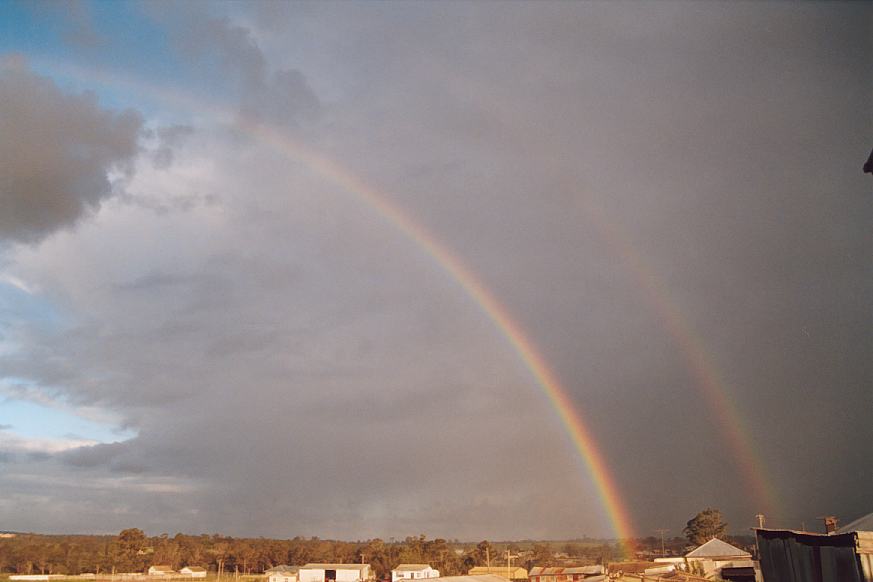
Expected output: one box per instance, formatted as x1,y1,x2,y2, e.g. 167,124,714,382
683,508,728,545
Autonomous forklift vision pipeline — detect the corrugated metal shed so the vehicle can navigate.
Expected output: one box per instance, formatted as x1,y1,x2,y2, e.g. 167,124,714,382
756,528,873,582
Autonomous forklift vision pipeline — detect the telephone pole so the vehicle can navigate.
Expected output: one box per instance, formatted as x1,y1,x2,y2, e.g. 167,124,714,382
655,529,669,556
505,550,518,581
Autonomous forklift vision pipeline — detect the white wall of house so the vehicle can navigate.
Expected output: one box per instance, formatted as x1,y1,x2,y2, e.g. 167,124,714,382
299,567,370,582
269,574,298,582
180,569,207,578
391,567,438,582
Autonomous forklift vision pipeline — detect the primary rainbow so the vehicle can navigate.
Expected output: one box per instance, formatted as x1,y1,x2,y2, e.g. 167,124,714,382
21,57,637,540
246,123,638,542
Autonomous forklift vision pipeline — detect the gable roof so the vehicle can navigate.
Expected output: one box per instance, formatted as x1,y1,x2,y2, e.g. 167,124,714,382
837,511,873,533
685,538,750,559
267,566,298,574
467,567,527,578
393,565,433,572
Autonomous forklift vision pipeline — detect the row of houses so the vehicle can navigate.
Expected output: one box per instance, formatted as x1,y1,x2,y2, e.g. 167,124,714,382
147,567,207,578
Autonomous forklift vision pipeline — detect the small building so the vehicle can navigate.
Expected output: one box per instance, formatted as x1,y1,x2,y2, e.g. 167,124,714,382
684,537,752,578
267,566,300,582
528,566,603,582
392,565,439,582
299,564,372,582
180,567,207,578
468,567,528,581
149,566,177,577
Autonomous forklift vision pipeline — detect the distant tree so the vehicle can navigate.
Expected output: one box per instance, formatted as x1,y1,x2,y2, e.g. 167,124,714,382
115,529,147,572
683,508,727,545
527,544,552,568
474,541,493,567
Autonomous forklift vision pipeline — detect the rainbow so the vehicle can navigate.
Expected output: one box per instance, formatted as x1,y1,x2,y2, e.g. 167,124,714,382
205,120,639,542
15,57,637,539
581,201,778,517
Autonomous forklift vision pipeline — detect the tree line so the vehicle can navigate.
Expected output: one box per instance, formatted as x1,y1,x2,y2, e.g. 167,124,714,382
0,509,733,579
0,531,622,579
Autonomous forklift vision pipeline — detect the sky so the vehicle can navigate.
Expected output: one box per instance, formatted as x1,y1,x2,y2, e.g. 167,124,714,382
0,0,871,541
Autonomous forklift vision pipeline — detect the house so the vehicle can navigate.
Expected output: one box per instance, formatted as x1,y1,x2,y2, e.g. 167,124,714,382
425,576,505,582
266,566,300,582
299,564,372,582
467,567,528,581
756,519,873,582
149,566,177,576
683,538,752,579
528,566,602,582
391,565,439,582
180,567,207,578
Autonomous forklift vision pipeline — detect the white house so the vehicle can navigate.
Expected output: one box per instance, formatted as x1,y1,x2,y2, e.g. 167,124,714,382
391,565,439,582
266,565,300,582
180,567,207,578
684,538,752,578
149,566,177,577
299,564,372,582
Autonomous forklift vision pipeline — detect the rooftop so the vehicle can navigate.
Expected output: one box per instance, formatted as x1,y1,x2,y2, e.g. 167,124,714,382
685,538,750,559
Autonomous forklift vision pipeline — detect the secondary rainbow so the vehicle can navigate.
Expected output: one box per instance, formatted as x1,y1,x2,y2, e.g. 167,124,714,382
582,201,778,517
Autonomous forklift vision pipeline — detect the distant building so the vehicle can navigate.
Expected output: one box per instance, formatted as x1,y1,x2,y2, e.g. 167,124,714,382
391,565,439,582
467,567,528,581
528,566,603,582
266,566,299,582
299,564,372,582
180,567,207,578
0,532,17,538
149,566,177,577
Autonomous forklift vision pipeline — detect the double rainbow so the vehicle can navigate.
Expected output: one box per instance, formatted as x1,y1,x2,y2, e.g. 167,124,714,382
19,56,780,537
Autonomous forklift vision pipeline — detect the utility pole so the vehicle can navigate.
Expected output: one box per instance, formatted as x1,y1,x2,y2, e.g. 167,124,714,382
755,514,766,529
505,550,518,581
485,547,490,571
655,529,669,556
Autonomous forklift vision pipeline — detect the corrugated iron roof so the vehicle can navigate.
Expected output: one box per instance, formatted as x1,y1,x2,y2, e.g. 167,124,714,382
393,566,433,572
685,538,750,559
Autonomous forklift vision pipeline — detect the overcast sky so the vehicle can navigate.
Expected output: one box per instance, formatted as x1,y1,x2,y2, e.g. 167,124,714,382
0,1,870,540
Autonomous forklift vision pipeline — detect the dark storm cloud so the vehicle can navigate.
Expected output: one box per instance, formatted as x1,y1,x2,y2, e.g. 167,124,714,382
0,1,870,540
0,57,142,244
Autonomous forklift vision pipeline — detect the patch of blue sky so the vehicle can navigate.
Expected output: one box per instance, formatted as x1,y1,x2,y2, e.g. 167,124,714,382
0,392,135,444
0,280,65,331
2,1,225,125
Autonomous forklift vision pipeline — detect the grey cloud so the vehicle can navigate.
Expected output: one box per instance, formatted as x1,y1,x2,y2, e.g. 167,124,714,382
151,125,195,170
1,1,870,539
173,13,320,128
0,58,143,244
